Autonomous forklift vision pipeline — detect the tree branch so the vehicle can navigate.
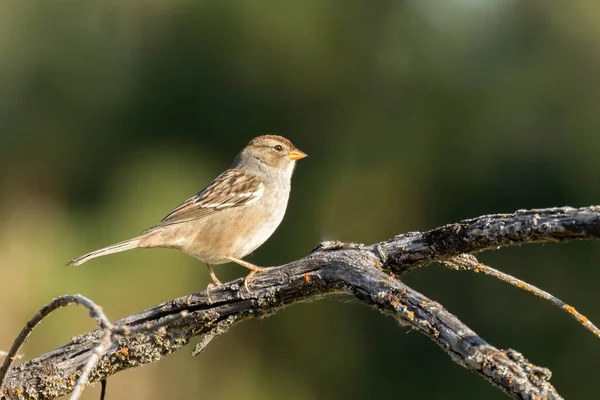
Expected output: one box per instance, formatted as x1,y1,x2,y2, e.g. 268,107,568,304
442,254,600,338
376,205,600,274
3,206,599,400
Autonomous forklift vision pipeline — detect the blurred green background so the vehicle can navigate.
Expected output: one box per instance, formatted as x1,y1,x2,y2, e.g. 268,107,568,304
1,0,599,398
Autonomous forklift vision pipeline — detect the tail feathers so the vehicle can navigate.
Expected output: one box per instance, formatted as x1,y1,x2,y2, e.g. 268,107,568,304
66,237,142,267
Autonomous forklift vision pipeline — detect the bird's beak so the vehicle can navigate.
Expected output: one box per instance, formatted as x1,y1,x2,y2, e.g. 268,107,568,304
287,148,308,160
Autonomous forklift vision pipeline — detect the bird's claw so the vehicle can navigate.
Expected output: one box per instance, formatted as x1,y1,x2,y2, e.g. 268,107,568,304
206,282,221,304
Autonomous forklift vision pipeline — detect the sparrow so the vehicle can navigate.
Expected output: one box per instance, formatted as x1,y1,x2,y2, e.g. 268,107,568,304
67,135,307,290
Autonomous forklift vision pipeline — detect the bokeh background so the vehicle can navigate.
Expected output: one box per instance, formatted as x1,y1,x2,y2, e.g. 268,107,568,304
1,1,599,398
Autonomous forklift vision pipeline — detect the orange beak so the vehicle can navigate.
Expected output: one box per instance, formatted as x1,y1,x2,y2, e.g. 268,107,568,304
287,148,308,160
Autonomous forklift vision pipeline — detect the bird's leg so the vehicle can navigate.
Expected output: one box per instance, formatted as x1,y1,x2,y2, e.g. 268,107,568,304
206,263,223,285
205,263,223,303
227,257,267,291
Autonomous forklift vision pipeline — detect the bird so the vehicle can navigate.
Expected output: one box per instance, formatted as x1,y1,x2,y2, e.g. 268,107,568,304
67,135,307,291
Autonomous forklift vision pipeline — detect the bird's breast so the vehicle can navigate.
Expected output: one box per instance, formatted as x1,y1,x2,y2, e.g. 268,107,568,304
232,185,290,256
182,184,290,263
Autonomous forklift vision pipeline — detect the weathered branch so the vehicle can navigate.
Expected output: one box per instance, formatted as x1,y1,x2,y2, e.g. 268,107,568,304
3,206,600,399
377,205,600,274
442,254,600,338
0,295,188,400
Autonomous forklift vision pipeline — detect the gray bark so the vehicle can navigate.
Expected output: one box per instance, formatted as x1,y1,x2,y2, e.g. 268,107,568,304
3,206,600,399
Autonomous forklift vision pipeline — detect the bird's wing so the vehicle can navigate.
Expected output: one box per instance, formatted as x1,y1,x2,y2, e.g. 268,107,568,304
147,169,264,230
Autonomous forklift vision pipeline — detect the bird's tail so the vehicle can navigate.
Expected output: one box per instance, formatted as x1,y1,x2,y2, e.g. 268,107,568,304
66,237,142,267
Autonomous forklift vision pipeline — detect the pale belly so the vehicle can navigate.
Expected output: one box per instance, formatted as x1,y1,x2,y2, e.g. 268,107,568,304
175,197,287,264
138,179,291,265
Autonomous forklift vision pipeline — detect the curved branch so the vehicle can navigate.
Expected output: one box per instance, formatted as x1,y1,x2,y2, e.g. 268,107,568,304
4,205,599,400
380,205,600,273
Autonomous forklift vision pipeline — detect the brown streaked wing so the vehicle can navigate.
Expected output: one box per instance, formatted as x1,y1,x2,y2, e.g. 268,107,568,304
146,169,263,230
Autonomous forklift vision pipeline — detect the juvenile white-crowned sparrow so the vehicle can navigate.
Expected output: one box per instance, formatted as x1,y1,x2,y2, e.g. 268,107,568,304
67,135,307,289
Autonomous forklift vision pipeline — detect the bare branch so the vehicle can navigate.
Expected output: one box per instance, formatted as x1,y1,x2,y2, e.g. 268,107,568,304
3,205,599,399
100,380,106,400
68,329,112,400
0,353,21,361
0,294,114,389
0,295,188,400
379,205,600,273
442,254,600,338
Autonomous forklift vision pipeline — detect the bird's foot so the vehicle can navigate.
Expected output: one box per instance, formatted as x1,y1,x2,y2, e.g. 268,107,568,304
242,267,268,292
226,257,268,292
205,263,224,303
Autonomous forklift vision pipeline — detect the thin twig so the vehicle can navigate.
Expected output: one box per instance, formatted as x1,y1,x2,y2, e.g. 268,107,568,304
442,254,600,339
100,380,107,400
0,294,188,399
0,294,109,389
69,329,112,400
68,310,188,400
0,353,21,361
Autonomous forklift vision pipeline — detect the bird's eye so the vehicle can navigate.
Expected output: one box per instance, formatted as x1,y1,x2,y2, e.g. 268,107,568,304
274,144,283,152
